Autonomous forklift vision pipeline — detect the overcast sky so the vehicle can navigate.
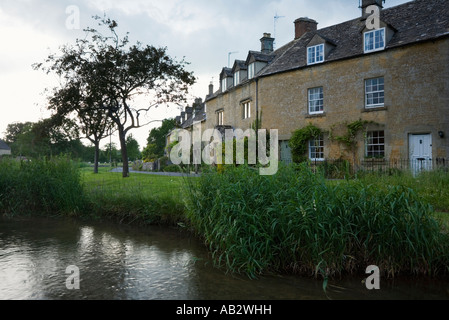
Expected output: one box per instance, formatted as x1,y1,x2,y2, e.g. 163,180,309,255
0,0,410,148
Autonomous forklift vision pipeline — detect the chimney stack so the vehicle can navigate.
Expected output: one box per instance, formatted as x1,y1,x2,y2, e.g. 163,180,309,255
294,17,318,40
360,0,384,18
208,82,214,97
260,33,274,54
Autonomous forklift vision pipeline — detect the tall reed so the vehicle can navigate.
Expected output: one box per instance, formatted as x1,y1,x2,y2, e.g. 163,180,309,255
185,164,449,279
0,157,87,216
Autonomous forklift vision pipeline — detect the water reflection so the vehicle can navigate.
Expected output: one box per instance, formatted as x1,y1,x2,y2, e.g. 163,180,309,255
0,217,448,300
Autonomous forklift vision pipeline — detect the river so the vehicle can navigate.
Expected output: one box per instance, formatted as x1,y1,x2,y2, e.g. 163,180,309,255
0,216,448,300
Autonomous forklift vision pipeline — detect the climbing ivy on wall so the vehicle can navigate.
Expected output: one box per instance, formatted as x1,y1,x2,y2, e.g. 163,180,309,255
289,124,322,163
329,119,375,162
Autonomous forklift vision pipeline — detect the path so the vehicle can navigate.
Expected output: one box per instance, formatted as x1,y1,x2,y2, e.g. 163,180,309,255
110,167,201,177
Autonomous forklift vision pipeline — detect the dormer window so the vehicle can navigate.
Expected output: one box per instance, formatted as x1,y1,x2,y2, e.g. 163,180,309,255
221,78,228,92
307,44,324,65
364,28,385,53
234,72,240,86
220,67,233,92
248,63,256,80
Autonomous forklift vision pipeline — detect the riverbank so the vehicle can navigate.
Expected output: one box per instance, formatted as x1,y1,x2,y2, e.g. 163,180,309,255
1,158,448,281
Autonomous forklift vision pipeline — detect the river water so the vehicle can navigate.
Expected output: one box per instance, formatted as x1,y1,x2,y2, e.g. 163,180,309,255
0,216,448,300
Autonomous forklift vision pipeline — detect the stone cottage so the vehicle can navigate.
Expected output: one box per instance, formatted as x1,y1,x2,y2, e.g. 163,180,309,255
203,0,449,171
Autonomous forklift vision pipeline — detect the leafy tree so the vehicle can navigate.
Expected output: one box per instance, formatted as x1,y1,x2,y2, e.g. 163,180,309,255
35,16,195,177
46,83,114,173
104,142,121,164
126,134,141,161
4,122,33,145
3,119,84,158
141,143,159,163
145,118,177,160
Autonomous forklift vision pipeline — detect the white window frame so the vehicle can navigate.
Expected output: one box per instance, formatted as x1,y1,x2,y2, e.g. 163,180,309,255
234,72,240,86
242,101,251,119
308,87,324,114
309,135,325,161
307,44,325,65
221,78,228,92
248,63,256,79
365,77,385,108
366,131,385,158
217,110,224,126
364,28,386,53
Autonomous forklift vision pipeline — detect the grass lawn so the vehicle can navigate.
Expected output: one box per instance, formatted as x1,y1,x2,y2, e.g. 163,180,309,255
80,166,185,197
79,165,449,229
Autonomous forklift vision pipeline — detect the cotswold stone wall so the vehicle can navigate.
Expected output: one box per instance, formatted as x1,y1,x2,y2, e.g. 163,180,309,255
205,38,449,161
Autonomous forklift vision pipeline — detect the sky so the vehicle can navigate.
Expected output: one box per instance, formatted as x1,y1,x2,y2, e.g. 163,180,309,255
0,0,410,149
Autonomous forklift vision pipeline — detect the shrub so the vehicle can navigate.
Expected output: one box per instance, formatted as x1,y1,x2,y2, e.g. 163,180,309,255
289,124,322,163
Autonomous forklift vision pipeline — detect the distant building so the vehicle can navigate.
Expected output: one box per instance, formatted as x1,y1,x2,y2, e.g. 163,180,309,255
166,98,207,156
203,0,449,170
0,140,11,156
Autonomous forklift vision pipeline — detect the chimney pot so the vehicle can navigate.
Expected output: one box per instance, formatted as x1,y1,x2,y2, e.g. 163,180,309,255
294,17,318,40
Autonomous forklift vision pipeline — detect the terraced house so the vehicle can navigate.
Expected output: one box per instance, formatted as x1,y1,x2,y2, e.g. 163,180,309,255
203,0,449,171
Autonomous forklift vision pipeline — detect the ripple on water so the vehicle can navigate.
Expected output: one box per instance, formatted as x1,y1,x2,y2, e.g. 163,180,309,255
0,216,448,300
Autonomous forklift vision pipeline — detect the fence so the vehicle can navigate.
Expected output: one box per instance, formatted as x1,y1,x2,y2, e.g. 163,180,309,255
281,158,448,179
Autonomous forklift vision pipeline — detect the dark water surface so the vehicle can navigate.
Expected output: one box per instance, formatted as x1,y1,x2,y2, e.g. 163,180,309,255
0,216,448,300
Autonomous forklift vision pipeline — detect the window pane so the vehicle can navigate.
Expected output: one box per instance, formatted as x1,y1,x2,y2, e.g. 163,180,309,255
365,29,385,53
366,131,385,158
365,77,385,107
308,44,324,65
309,135,324,160
308,87,324,113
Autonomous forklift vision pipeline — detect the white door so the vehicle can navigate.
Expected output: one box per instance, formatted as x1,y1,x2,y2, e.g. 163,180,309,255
409,134,432,174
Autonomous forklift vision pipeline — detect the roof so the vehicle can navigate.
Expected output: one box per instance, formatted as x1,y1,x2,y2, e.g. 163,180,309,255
260,0,449,77
206,0,449,103
0,140,11,151
220,67,233,79
232,60,248,72
246,51,275,65
181,108,206,129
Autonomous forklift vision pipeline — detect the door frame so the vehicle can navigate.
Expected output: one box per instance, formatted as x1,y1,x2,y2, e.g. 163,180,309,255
408,133,433,173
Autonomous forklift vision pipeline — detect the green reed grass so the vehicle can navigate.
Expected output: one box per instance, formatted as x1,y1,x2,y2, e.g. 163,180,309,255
0,157,87,216
356,170,449,214
185,164,449,279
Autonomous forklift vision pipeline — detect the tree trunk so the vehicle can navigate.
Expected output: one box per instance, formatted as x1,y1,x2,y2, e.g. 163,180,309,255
94,141,100,174
118,126,129,178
